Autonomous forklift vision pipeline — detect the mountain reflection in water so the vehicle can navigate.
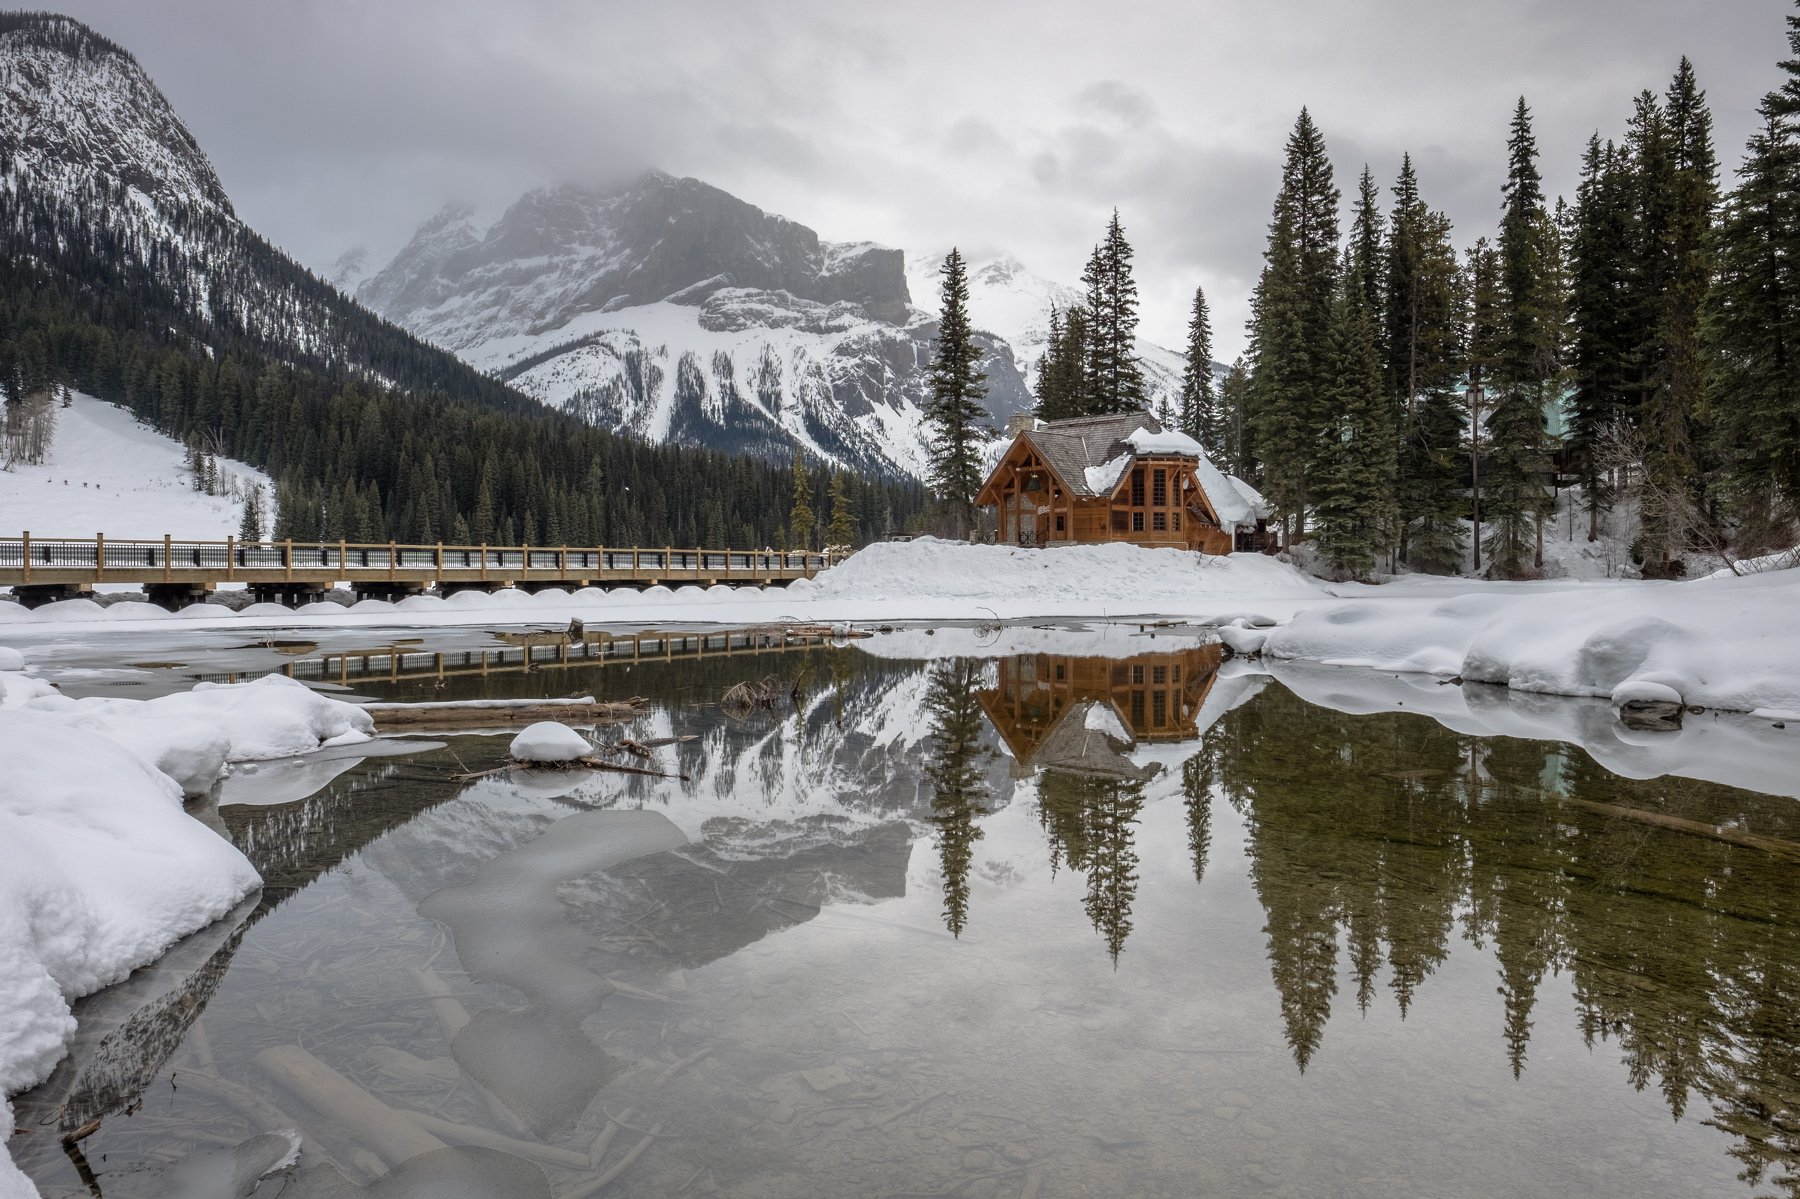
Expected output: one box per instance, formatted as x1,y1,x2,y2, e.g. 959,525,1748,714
11,634,1798,1199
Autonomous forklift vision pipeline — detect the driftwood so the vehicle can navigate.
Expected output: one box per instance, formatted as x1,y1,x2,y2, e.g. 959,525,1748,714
587,1106,635,1168
566,1122,662,1199
1566,798,1800,862
403,1111,591,1171
408,965,531,1136
366,696,648,733
252,1045,448,1166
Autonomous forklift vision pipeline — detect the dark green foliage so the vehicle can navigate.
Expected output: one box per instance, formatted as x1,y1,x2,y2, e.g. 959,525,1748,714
789,449,816,550
826,471,856,549
1218,357,1253,480
1077,211,1148,415
1034,305,1090,421
1707,10,1800,549
925,248,989,536
1484,99,1559,577
1036,769,1145,966
1246,109,1342,544
1178,284,1220,455
1566,135,1637,534
1313,257,1398,580
1383,159,1468,573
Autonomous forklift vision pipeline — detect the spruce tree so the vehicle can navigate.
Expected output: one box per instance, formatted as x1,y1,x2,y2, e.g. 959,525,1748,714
1567,134,1636,537
827,470,856,550
1465,239,1505,572
1219,357,1253,479
1178,284,1219,453
1385,163,1469,574
1077,211,1148,415
789,449,815,550
925,248,989,536
1314,254,1398,579
1485,99,1558,577
238,485,264,542
1245,108,1341,545
1034,305,1089,420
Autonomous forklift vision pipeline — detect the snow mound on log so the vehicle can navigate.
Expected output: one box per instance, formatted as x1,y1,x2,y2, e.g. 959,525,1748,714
510,721,590,763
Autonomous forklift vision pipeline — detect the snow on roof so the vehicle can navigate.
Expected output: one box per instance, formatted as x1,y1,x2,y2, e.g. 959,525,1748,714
1226,474,1270,521
1124,426,1205,457
1082,451,1132,496
1191,453,1255,526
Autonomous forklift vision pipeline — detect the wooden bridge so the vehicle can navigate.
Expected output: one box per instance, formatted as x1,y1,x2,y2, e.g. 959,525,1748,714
0,532,840,608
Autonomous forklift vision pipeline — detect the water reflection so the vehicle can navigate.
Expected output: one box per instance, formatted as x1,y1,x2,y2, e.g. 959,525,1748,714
12,636,1800,1198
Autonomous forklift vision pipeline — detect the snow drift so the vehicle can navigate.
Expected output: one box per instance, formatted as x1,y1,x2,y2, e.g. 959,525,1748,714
1262,569,1800,716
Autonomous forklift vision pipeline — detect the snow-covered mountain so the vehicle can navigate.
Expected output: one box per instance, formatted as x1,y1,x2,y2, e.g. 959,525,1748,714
356,177,1201,482
0,13,531,415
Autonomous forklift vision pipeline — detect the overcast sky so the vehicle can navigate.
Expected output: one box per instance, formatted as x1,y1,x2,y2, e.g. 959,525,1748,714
54,0,1796,358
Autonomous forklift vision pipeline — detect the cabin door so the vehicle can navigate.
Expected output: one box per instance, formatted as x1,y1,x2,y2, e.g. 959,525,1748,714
1034,511,1050,545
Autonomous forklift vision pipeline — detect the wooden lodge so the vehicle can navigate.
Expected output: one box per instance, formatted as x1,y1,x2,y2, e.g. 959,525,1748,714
976,411,1272,554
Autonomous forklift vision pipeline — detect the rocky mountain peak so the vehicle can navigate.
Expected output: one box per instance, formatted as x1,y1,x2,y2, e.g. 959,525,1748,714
0,12,231,214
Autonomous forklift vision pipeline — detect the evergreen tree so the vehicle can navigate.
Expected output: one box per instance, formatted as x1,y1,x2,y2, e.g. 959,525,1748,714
1637,58,1718,573
1219,357,1253,479
1465,239,1505,572
1485,99,1558,577
1077,211,1148,414
1246,108,1341,545
1313,255,1398,579
789,448,815,550
1384,159,1468,572
925,248,990,536
1178,284,1219,453
827,470,856,550
238,485,264,542
923,658,990,938
1567,134,1637,537
1035,305,1089,420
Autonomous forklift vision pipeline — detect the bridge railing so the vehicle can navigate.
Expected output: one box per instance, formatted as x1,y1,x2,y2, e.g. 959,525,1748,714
0,534,838,580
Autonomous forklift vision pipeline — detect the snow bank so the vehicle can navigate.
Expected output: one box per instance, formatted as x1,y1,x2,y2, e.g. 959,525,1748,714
1264,569,1800,715
810,539,1324,608
21,674,373,767
510,721,590,763
0,712,259,1092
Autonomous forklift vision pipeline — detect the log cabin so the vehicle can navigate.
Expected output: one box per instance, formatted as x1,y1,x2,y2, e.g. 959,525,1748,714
976,411,1272,553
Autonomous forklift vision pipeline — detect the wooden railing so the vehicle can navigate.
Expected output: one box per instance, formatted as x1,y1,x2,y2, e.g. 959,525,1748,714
0,533,838,587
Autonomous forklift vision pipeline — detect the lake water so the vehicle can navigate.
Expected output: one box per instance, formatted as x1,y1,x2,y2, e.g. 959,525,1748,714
10,624,1799,1198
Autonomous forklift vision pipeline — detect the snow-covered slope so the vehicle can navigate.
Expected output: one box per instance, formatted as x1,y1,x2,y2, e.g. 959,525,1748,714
0,394,271,539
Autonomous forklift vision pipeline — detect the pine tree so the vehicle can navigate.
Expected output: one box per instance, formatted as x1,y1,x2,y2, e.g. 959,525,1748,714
1465,239,1504,572
1178,284,1219,453
925,248,989,536
827,470,856,550
789,448,815,550
1314,255,1398,579
1035,305,1089,420
1246,108,1341,545
238,485,264,542
1219,357,1253,479
1485,99,1558,577
1708,8,1800,545
1567,135,1636,537
1637,58,1718,573
1077,211,1147,415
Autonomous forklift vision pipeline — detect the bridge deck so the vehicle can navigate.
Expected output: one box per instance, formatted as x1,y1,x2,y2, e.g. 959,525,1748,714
0,534,837,591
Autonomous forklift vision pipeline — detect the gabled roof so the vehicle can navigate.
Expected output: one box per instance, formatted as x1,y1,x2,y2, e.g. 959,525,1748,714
1015,410,1164,499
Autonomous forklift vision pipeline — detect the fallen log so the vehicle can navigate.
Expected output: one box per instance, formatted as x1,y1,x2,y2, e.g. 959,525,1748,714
403,1111,590,1171
364,696,648,733
1566,798,1800,863
408,965,532,1137
253,1045,448,1166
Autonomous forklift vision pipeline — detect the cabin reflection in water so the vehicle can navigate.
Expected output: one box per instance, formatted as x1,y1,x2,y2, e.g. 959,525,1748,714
978,645,1224,779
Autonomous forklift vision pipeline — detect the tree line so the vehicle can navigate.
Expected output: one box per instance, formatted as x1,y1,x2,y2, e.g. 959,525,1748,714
922,5,1800,579
0,161,927,550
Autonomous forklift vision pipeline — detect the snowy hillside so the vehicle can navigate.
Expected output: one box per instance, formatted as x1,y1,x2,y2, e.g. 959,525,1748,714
0,394,271,539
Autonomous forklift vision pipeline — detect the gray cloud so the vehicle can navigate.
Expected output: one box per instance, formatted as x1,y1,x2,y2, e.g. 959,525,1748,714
46,0,1796,358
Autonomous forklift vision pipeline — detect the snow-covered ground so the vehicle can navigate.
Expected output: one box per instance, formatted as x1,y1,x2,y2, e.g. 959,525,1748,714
0,394,271,539
0,670,373,1196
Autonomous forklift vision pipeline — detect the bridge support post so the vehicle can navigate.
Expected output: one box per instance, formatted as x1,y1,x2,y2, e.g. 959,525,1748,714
146,582,212,611
11,583,93,609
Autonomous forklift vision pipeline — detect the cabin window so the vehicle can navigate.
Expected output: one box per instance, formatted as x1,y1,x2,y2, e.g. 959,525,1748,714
1153,691,1167,727
1152,469,1167,506
1131,512,1144,532
1152,665,1167,684
1131,470,1146,506
1055,514,1065,532
1172,512,1181,530
1131,691,1146,727
1152,512,1167,531
1172,665,1181,682
1132,665,1144,684
1055,664,1066,681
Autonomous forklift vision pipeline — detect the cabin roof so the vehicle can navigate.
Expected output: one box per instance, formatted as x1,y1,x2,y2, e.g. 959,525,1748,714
1015,410,1166,499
